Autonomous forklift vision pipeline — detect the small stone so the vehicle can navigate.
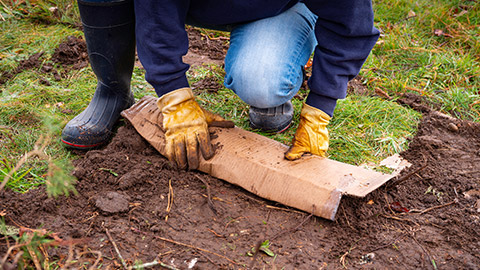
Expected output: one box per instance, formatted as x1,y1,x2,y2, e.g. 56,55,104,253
95,191,129,214
447,122,458,132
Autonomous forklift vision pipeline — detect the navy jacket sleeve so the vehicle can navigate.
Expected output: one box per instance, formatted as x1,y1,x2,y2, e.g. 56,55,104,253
303,0,380,116
134,0,191,96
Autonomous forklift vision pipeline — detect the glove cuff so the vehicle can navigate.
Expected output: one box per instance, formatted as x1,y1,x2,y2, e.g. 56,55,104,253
157,87,194,111
301,103,331,122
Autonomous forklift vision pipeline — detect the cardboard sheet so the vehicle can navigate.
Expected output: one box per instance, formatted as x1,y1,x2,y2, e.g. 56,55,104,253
122,96,398,220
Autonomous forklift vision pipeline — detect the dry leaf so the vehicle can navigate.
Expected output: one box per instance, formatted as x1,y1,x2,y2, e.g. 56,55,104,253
375,88,391,100
434,29,453,38
304,58,313,69
434,29,444,36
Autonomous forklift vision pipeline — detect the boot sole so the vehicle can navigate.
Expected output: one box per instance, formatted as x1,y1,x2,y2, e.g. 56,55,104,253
250,120,292,134
61,139,106,149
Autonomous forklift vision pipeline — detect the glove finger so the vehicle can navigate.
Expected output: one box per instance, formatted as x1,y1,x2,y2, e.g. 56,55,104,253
197,130,215,160
186,132,200,170
174,137,188,170
202,108,224,123
202,108,235,128
208,120,235,128
284,145,308,161
165,137,177,165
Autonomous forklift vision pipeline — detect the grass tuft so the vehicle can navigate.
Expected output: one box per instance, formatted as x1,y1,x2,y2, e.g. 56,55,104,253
329,96,421,165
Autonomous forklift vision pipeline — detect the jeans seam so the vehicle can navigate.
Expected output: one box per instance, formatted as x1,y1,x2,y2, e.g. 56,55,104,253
284,11,315,98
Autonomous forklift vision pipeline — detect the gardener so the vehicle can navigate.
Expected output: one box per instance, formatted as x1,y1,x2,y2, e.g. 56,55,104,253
62,0,379,170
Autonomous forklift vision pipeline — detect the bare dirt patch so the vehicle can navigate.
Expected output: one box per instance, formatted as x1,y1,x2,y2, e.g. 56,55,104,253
187,27,229,62
0,35,88,86
50,35,89,71
1,29,480,269
2,104,479,269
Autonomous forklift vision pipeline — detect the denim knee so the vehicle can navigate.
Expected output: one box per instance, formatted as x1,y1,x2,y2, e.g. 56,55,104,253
225,63,303,108
223,2,316,109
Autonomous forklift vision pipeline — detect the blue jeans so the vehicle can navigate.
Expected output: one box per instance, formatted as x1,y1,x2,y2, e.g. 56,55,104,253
224,3,317,108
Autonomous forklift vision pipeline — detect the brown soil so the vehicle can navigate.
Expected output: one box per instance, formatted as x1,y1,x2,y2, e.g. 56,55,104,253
0,35,88,85
191,76,223,94
187,27,229,61
185,27,228,94
50,35,89,71
2,30,480,270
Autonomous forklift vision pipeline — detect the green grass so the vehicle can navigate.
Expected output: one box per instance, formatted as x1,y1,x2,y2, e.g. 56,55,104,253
330,96,420,165
368,0,480,121
1,0,479,197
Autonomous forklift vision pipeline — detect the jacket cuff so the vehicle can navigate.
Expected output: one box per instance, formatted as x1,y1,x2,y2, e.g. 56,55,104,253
153,75,190,97
305,92,338,117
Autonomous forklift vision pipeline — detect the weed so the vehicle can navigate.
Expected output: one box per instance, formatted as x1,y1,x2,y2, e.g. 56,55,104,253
247,240,275,257
0,158,33,190
0,221,54,269
425,185,444,202
99,168,119,177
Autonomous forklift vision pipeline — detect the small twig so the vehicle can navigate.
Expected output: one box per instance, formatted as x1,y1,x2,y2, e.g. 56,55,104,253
207,35,230,41
0,243,26,268
165,179,174,222
76,250,102,270
207,228,224,238
409,199,457,214
384,193,395,215
195,251,217,267
249,210,272,269
386,162,427,191
131,227,238,265
381,214,420,227
199,31,230,41
60,243,75,270
39,245,50,270
11,250,23,267
340,204,354,230
409,232,437,270
26,244,42,270
339,245,356,268
264,205,305,215
105,229,128,270
250,207,315,269
131,260,178,270
194,174,217,215
271,209,314,241
368,234,407,253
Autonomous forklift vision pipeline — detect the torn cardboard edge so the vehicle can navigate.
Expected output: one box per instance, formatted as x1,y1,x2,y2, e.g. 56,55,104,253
122,96,407,220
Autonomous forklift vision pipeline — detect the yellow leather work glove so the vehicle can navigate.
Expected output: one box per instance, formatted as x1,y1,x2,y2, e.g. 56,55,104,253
157,87,233,170
284,103,331,160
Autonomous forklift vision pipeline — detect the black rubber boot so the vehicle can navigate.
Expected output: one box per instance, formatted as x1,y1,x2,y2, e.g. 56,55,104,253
61,0,135,149
249,101,294,133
